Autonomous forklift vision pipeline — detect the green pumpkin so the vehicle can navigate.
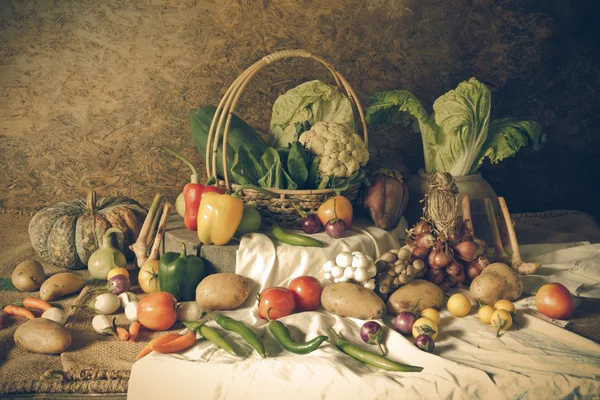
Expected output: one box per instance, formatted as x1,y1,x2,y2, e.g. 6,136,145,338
28,190,147,270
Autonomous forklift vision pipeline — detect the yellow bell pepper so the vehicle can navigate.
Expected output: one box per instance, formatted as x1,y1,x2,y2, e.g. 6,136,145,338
197,192,244,245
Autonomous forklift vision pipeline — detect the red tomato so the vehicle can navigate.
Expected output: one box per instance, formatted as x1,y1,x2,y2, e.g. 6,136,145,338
288,276,323,312
137,292,178,331
258,287,296,320
535,283,575,320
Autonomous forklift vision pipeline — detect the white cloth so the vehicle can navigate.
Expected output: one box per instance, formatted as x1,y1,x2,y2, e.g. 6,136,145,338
128,228,600,400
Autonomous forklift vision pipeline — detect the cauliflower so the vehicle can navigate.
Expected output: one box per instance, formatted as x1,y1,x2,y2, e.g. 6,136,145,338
299,121,369,178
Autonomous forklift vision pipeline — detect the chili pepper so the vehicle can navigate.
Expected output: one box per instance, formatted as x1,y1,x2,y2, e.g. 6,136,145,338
158,242,205,301
164,147,225,231
272,226,325,247
329,329,423,372
197,192,245,245
268,315,328,354
208,313,266,358
184,321,237,356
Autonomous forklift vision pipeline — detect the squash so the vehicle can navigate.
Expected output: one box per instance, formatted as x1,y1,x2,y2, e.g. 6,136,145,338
28,190,146,270
189,105,268,180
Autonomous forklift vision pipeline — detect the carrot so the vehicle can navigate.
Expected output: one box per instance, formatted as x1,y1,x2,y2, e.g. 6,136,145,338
3,305,35,320
151,331,196,354
129,322,141,343
135,333,180,360
22,298,53,311
116,327,130,341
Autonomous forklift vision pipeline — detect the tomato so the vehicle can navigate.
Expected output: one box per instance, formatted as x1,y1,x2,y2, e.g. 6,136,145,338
258,287,296,320
447,293,472,317
139,260,160,294
235,205,262,236
137,292,178,331
108,267,130,280
288,276,323,312
478,305,495,324
535,283,575,320
317,195,353,228
420,308,441,325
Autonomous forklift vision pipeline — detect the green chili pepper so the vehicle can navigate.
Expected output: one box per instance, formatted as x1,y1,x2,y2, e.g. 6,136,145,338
269,319,328,354
183,321,237,356
208,313,266,358
272,226,325,247
329,329,423,372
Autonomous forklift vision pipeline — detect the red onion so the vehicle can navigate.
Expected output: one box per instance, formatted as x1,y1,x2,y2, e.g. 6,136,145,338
415,233,436,249
454,240,479,261
428,247,450,269
465,263,481,281
445,260,463,277
412,220,432,235
411,247,430,261
427,268,445,285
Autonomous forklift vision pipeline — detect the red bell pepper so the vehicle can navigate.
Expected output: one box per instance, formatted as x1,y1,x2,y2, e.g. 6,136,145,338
164,147,225,230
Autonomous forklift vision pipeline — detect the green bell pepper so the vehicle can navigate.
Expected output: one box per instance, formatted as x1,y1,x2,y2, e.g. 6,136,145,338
158,242,205,301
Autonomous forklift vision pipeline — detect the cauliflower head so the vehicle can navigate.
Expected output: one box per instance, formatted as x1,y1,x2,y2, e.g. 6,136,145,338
299,121,369,178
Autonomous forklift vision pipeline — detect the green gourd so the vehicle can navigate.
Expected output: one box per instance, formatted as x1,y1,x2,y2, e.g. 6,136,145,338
88,228,127,280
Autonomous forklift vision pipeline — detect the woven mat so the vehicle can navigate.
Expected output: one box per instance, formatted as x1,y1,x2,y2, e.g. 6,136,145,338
0,209,599,396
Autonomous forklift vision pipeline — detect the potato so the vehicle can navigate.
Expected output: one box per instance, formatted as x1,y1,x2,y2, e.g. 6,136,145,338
386,279,444,315
11,260,46,292
470,263,523,306
321,282,385,320
14,318,71,354
196,273,251,311
40,272,86,301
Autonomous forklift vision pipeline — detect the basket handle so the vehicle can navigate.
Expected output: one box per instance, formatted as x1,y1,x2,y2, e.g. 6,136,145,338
206,49,369,189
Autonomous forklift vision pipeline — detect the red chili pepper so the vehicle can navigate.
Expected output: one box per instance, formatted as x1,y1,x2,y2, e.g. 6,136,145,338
164,147,225,230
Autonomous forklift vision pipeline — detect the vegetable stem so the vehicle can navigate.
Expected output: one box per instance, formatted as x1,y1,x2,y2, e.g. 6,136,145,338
147,202,173,264
164,147,199,184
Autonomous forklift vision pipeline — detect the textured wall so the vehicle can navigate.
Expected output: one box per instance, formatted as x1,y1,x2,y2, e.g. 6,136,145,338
1,0,598,220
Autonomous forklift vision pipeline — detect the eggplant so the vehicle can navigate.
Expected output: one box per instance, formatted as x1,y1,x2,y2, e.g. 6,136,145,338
363,169,408,231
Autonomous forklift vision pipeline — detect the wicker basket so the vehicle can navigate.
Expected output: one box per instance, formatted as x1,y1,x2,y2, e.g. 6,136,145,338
206,49,369,227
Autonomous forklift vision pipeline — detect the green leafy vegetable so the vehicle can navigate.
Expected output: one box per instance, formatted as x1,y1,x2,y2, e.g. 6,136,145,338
365,78,545,176
268,80,356,149
287,142,310,188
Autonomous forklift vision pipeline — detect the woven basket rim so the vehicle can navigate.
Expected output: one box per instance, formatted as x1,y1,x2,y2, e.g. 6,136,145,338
230,181,361,196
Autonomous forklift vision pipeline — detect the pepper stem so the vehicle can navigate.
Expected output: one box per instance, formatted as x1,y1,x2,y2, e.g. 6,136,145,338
164,147,199,184
179,242,187,258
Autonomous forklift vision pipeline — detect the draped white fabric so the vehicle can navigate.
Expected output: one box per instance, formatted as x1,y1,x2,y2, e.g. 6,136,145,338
128,225,600,400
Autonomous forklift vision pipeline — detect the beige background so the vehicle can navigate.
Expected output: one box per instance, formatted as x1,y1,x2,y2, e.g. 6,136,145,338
1,0,598,220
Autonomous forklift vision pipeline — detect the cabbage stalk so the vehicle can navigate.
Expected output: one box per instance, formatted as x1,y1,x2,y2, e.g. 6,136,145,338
365,78,545,176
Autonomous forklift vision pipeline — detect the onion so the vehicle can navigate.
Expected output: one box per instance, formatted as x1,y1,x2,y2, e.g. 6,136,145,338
412,220,432,236
454,240,479,261
411,247,430,261
473,256,490,272
415,233,436,249
428,247,450,269
427,268,445,285
445,260,462,277
465,263,481,281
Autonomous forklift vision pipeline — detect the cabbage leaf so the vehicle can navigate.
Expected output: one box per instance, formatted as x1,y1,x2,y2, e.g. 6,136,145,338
365,77,545,176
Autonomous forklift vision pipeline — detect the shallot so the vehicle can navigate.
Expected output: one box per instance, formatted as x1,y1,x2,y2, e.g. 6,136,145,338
411,247,430,261
427,245,450,269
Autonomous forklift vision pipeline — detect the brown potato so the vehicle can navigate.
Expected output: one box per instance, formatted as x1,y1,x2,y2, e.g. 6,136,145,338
386,279,444,315
14,318,71,354
321,283,385,320
196,273,251,311
470,263,523,305
11,260,46,292
40,272,86,301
